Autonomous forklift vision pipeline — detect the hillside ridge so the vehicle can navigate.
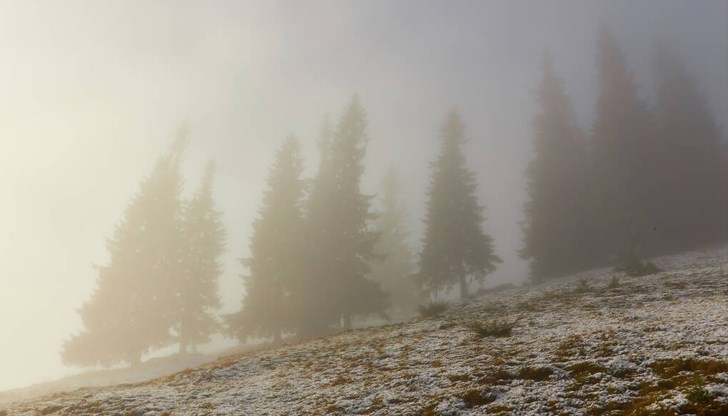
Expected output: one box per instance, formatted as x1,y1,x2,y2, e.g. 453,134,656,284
4,246,727,415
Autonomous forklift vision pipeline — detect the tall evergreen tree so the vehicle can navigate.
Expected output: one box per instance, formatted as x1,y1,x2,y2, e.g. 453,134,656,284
416,109,500,300
175,161,226,354
651,43,726,252
227,136,306,344
521,58,591,280
590,28,656,263
62,136,187,367
369,167,419,316
296,97,387,336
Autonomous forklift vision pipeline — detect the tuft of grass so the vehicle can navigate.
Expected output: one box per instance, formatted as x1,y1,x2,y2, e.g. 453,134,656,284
685,386,713,404
517,366,554,381
573,278,592,293
615,252,661,277
460,389,497,408
418,301,449,318
606,275,620,289
469,320,514,338
650,358,728,378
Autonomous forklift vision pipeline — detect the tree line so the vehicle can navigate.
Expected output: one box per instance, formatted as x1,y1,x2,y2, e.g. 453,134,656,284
62,29,726,367
521,29,727,280
62,97,497,367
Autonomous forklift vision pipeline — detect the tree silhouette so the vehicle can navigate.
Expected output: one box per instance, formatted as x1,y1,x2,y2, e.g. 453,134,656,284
416,109,500,300
296,97,387,336
521,57,591,280
175,161,226,354
651,43,726,252
62,135,187,367
369,167,419,316
590,28,655,264
227,136,306,344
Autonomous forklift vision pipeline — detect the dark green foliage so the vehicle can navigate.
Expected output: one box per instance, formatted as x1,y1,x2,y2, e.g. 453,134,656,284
227,136,306,344
469,320,513,338
416,109,500,300
521,57,592,280
62,135,188,367
685,386,713,404
295,97,388,336
175,161,226,353
369,167,420,317
417,301,449,318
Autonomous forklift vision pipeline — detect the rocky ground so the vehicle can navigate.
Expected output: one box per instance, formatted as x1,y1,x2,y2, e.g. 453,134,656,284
3,247,727,415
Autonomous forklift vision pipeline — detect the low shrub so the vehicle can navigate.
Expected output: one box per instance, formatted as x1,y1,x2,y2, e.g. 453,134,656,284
418,301,449,318
469,320,513,338
606,276,620,289
614,249,661,277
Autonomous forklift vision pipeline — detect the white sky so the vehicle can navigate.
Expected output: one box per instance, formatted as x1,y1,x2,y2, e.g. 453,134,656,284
0,0,726,391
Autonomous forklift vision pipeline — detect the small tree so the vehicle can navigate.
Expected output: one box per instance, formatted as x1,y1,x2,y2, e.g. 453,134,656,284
416,109,500,301
227,136,306,344
175,161,226,354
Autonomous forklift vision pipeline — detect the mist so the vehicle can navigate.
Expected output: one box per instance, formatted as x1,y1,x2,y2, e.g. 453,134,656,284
1,0,726,392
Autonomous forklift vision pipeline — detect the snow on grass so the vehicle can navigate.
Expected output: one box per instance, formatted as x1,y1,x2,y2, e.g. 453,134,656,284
3,246,727,415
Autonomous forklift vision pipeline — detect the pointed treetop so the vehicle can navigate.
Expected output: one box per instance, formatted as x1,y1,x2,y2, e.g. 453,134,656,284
169,123,190,157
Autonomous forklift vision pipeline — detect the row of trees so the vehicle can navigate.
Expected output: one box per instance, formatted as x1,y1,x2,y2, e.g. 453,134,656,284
63,97,499,366
521,29,727,280
64,28,726,366
226,99,499,343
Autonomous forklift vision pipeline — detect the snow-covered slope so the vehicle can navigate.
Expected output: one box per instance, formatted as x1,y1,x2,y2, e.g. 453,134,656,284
4,247,727,415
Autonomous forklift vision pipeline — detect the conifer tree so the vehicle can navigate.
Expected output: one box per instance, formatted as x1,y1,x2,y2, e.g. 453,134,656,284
521,58,591,279
590,28,655,264
296,97,387,336
62,136,187,367
416,109,500,300
369,167,419,316
175,161,226,354
651,44,726,252
227,136,306,343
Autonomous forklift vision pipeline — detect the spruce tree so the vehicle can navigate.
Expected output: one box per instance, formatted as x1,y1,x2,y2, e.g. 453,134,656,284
369,167,419,316
227,136,306,343
62,136,187,367
416,109,500,300
521,58,591,279
590,28,655,264
175,161,226,354
652,43,726,252
296,97,387,336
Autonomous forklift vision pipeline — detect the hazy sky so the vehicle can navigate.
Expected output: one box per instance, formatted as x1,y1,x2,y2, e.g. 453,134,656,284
1,0,726,391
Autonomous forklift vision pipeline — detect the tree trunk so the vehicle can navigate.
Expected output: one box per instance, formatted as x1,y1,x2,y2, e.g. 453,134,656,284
459,276,468,301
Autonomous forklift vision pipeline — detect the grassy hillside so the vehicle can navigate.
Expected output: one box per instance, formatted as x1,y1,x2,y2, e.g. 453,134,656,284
3,247,727,415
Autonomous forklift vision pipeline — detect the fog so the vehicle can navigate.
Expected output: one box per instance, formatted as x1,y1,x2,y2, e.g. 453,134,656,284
0,0,726,391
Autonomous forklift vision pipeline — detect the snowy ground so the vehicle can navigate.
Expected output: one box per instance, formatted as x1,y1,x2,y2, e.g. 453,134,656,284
3,247,727,415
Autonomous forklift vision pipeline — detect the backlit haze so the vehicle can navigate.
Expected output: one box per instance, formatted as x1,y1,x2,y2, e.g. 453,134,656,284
0,0,726,391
